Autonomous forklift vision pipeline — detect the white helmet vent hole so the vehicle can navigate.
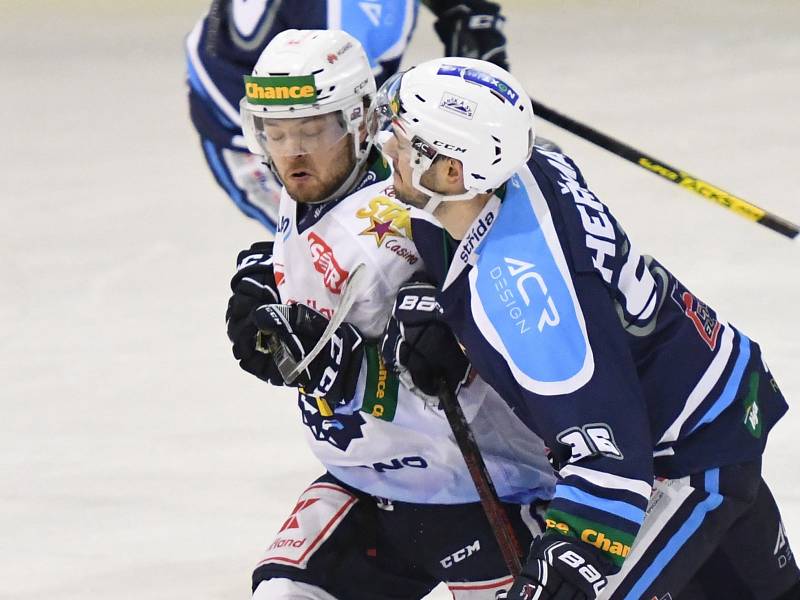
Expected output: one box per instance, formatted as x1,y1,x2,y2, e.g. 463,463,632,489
414,94,427,102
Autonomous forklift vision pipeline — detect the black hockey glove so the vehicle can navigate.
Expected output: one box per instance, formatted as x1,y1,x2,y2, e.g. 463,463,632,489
226,242,283,384
381,280,470,400
429,0,509,71
508,535,609,600
252,303,365,405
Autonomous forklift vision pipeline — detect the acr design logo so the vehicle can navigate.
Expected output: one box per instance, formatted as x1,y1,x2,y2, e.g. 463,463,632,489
489,256,560,336
307,232,349,293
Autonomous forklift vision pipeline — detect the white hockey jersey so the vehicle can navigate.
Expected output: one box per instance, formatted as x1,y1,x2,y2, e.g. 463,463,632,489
272,157,556,504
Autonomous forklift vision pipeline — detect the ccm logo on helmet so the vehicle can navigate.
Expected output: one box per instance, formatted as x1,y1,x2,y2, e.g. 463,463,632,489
244,75,318,105
434,140,467,153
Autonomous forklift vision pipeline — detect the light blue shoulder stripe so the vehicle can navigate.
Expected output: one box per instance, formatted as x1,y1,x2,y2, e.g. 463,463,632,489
689,334,750,434
470,170,594,395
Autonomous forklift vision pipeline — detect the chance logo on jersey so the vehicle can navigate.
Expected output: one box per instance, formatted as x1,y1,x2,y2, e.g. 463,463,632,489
308,232,349,294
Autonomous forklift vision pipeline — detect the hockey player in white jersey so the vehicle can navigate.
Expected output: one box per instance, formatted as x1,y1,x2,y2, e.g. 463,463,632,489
225,30,557,599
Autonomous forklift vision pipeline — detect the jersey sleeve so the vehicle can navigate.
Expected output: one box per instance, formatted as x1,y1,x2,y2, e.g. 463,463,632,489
532,152,659,570
450,158,656,571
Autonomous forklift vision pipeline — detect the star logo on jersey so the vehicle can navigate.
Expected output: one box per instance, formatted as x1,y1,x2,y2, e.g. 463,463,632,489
359,215,403,246
356,196,413,246
278,497,319,532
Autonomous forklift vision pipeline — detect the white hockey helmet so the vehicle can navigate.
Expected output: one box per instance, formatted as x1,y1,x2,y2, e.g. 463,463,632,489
240,30,377,197
371,57,535,212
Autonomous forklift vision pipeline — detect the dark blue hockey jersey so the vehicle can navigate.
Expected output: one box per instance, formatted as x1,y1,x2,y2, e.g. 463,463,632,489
411,148,788,568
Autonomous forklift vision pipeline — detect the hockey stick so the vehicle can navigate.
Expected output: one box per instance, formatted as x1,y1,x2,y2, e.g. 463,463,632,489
256,262,368,384
437,380,524,577
530,98,799,239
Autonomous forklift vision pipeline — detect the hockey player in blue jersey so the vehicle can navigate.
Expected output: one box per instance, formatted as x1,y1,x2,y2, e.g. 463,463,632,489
186,0,510,230
371,58,800,599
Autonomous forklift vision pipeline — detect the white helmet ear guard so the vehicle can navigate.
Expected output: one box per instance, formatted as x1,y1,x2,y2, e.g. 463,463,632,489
370,58,535,212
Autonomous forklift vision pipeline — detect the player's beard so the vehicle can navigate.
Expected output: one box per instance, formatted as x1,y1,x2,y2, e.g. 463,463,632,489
281,143,356,204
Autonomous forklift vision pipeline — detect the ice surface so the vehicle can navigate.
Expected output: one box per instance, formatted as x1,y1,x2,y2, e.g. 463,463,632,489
1,1,798,598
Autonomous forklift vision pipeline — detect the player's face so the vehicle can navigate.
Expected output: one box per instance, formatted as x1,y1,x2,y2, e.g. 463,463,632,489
261,114,355,204
381,128,439,209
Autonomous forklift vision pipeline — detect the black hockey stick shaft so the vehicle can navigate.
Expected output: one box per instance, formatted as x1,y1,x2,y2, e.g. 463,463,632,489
530,98,799,239
437,380,523,576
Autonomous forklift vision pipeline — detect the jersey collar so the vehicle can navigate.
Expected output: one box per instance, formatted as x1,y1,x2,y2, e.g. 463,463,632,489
442,194,503,291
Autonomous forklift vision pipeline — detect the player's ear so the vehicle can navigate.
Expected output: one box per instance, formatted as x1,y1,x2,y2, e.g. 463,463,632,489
444,157,466,190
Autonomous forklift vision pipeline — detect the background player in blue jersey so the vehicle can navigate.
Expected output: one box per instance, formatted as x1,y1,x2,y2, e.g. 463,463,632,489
185,0,510,230
371,57,800,599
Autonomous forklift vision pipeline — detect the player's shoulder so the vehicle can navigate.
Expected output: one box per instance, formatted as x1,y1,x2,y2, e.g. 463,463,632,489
326,180,422,272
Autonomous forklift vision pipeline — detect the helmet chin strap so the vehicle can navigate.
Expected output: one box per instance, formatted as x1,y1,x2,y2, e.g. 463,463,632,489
410,162,480,214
